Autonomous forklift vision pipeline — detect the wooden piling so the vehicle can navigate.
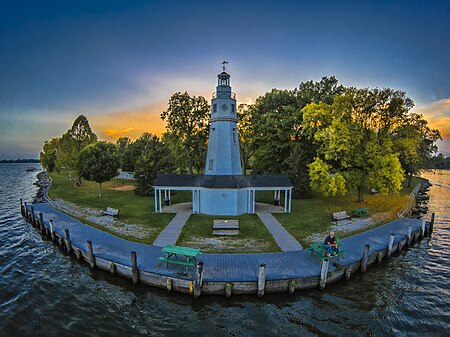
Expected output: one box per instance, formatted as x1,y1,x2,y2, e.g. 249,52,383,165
49,220,55,241
64,229,71,253
225,282,232,298
193,261,204,298
30,206,35,227
319,259,329,290
361,244,370,272
109,262,117,275
387,234,395,259
38,212,45,234
429,213,435,236
24,202,28,219
20,199,24,216
407,225,412,247
257,264,266,297
344,267,352,280
74,248,81,261
166,278,172,293
131,251,138,285
397,240,403,252
288,280,296,294
86,240,95,269
421,218,426,238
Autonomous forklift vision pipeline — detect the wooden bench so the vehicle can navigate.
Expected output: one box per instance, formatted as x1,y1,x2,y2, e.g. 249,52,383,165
332,211,351,222
159,245,201,273
307,238,345,260
212,220,240,236
102,207,119,218
351,207,371,217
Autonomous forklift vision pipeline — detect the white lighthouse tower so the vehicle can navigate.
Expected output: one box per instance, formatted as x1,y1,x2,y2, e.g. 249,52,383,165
205,62,242,175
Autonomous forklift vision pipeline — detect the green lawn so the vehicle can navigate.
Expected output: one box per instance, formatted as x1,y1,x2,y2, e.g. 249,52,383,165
269,177,420,247
176,214,281,253
48,172,176,244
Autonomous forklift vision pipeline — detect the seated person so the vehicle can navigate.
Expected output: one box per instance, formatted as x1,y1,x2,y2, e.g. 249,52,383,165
324,231,339,256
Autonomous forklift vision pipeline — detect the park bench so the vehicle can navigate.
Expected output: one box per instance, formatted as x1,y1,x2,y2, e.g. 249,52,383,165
212,219,240,236
307,238,345,260
351,207,371,217
158,245,201,273
332,211,351,222
102,207,119,218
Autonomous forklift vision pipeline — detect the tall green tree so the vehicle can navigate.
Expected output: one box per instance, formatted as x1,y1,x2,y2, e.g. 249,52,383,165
39,137,60,172
55,115,97,181
78,141,120,197
161,92,210,174
237,103,254,174
303,88,411,202
133,134,174,196
116,137,131,170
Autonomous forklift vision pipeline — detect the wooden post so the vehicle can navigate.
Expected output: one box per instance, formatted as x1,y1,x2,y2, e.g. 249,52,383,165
387,234,395,259
166,278,172,293
420,218,426,238
109,262,117,275
24,202,28,219
38,212,45,234
49,220,55,241
257,264,266,297
20,199,24,216
288,280,296,294
376,252,383,264
361,244,370,272
319,259,329,290
193,261,204,298
74,248,82,261
225,282,232,298
64,229,71,253
344,267,352,280
86,240,95,269
407,225,413,247
397,240,403,252
429,213,435,236
30,206,35,227
131,251,138,285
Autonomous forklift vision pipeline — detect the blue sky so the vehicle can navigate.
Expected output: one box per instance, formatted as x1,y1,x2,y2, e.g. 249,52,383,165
0,0,449,158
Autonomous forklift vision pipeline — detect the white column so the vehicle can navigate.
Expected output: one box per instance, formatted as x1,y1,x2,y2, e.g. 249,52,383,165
168,190,171,202
252,190,256,213
284,190,288,212
158,189,162,212
197,190,200,213
154,188,157,212
192,190,195,213
290,188,293,212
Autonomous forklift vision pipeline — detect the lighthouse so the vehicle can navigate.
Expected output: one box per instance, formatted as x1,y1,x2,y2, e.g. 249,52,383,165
205,63,242,175
153,63,293,216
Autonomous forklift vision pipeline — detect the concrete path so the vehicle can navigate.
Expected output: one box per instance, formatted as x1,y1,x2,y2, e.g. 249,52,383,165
257,212,303,251
152,212,191,247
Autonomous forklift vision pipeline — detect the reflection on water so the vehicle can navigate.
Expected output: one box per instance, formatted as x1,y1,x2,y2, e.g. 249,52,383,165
0,164,449,336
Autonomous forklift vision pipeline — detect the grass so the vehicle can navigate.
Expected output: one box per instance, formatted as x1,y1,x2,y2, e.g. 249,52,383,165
48,172,176,243
270,177,421,247
176,214,281,253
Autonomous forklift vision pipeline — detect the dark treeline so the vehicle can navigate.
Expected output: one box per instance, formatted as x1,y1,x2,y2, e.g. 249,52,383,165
40,76,442,201
0,159,40,163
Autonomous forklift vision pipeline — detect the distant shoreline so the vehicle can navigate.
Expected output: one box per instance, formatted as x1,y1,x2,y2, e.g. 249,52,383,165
0,159,39,164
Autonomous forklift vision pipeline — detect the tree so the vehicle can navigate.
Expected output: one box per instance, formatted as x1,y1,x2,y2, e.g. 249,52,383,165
116,137,131,170
56,115,97,181
237,104,254,174
303,88,411,202
78,141,120,197
133,134,174,196
39,137,60,172
161,92,210,174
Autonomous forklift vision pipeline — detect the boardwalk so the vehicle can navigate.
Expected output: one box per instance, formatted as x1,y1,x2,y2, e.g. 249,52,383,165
23,203,424,292
257,212,303,251
153,212,191,247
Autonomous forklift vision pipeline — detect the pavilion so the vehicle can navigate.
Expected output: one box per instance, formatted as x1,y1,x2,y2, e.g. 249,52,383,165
154,65,293,215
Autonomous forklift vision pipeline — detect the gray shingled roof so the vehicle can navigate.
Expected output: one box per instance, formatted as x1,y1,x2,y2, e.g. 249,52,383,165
154,174,292,188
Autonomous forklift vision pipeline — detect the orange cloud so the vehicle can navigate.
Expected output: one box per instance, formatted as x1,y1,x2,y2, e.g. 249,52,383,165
90,102,167,142
412,98,450,155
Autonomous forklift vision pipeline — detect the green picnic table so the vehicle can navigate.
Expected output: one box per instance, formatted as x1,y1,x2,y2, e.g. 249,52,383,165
306,238,345,260
351,207,371,217
158,245,201,273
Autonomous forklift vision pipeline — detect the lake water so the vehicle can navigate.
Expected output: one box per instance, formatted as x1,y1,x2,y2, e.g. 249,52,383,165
0,164,449,336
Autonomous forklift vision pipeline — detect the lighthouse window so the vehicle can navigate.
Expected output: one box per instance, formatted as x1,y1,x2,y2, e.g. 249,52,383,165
213,104,217,113
208,160,213,170
233,131,236,144
231,104,235,113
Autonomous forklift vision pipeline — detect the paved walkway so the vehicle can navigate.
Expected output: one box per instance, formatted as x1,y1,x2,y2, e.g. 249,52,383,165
152,212,191,247
257,212,303,251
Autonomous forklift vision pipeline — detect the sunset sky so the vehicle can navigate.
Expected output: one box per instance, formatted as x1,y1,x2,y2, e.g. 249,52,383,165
0,0,449,159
